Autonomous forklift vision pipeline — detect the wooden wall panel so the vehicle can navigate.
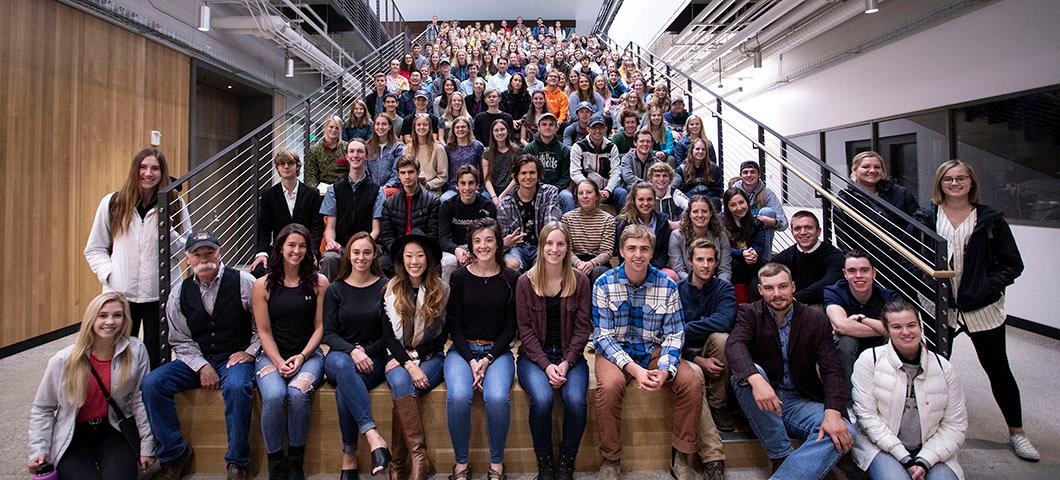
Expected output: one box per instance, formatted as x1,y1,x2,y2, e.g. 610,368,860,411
0,0,190,348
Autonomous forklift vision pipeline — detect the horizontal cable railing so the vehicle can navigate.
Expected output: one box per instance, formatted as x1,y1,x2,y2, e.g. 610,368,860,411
155,26,435,362
336,0,409,48
600,33,953,356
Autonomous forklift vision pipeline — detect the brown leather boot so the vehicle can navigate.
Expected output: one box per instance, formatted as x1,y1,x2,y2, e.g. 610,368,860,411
394,395,435,480
389,402,408,480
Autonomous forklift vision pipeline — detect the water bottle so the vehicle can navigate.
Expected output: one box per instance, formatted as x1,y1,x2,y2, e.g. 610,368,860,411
33,463,57,480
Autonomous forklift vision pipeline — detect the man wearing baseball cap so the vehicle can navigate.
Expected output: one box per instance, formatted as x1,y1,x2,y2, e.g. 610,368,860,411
400,89,441,143
732,160,787,260
142,231,259,480
570,114,625,206
562,101,595,147
523,112,574,212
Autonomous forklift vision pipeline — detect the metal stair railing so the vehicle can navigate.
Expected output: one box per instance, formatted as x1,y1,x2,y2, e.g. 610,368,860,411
155,25,436,362
599,33,955,356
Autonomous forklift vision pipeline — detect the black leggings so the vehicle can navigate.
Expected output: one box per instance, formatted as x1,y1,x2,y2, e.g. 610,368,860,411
129,301,161,369
959,323,1023,428
56,422,137,480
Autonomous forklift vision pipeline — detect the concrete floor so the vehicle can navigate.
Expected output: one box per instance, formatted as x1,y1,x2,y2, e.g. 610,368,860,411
3,328,1058,479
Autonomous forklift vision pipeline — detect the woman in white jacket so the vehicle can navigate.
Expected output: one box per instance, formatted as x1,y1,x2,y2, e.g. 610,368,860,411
27,292,157,478
852,299,967,480
84,147,191,368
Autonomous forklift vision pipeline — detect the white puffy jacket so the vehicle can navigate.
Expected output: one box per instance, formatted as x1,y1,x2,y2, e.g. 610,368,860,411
851,343,967,478
84,192,191,303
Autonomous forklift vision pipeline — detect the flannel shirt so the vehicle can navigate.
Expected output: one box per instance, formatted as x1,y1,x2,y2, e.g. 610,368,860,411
497,183,562,240
592,265,685,377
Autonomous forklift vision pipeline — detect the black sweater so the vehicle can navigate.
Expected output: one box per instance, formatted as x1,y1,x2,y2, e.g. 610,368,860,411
439,195,498,253
770,241,845,304
322,278,388,356
446,267,519,360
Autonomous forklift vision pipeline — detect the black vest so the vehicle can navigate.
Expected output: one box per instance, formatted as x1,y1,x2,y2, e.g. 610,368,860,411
179,267,253,358
334,175,380,247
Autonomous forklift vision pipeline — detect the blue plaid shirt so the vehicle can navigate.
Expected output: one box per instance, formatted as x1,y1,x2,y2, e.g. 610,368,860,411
592,265,685,377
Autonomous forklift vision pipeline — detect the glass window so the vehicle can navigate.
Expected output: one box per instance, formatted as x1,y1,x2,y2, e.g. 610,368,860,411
878,111,948,201
956,89,1060,226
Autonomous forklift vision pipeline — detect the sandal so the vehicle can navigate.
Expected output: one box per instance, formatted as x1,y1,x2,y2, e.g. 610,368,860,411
448,464,471,480
488,466,507,480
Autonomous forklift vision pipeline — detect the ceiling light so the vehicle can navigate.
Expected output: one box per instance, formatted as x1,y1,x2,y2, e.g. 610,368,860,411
285,54,295,78
865,0,879,14
198,4,211,32
753,49,763,68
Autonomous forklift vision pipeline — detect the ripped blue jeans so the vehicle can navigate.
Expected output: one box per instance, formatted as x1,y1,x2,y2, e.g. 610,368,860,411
255,349,325,454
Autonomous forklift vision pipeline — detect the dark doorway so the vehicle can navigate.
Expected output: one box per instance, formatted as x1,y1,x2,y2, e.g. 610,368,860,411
846,133,918,194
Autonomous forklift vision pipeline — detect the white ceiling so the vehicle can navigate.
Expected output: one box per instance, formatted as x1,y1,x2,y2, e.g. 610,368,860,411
392,0,605,33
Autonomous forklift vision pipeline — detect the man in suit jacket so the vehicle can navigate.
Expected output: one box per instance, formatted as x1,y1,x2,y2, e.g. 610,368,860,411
726,262,855,478
250,149,324,277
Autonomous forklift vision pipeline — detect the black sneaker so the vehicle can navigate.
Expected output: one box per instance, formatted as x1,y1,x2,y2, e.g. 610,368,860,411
711,409,736,432
156,446,194,480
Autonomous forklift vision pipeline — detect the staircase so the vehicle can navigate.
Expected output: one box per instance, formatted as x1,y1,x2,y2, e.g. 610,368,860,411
597,33,954,356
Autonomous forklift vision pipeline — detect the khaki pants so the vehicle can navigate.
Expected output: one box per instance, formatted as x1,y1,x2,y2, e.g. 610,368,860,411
595,351,703,461
687,332,730,462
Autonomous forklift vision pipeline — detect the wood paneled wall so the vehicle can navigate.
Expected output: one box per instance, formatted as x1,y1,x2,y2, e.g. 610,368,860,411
0,0,191,348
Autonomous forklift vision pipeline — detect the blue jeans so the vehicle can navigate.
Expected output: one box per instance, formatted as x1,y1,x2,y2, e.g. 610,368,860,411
516,348,589,457
867,452,958,480
141,357,254,466
255,350,325,454
386,354,445,398
325,351,388,453
444,344,515,464
505,244,538,271
757,207,780,260
608,186,628,210
558,189,576,213
732,365,855,480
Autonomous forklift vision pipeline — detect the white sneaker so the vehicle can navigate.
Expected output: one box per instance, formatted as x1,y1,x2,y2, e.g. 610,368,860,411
1010,433,1040,462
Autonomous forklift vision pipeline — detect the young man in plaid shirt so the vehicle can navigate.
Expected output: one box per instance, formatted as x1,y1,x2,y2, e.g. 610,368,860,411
592,223,704,480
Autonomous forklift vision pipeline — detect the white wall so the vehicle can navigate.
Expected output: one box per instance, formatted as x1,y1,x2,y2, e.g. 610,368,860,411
606,0,688,48
738,0,1060,134
734,0,1060,328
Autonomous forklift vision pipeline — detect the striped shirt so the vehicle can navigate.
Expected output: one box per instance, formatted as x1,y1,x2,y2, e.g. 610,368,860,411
592,265,685,376
562,207,616,268
938,207,1006,332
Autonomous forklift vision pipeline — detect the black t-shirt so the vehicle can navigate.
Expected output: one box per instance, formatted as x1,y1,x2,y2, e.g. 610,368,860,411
400,113,440,137
473,111,514,144
545,294,562,349
518,194,538,246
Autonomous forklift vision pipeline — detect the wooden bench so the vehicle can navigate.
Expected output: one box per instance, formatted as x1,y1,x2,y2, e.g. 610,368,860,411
174,352,770,474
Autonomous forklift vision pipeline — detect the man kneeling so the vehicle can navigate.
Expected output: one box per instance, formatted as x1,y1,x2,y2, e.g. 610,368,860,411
592,224,703,480
727,263,855,479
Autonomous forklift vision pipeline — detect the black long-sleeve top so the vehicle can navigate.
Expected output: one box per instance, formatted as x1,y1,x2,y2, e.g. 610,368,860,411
770,241,845,304
446,267,520,360
322,277,388,356
439,195,498,253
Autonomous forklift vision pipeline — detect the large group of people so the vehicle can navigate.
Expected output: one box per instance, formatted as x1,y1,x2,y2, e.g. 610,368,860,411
28,16,1040,480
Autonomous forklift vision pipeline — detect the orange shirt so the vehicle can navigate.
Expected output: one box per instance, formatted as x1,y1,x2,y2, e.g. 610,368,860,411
544,87,569,124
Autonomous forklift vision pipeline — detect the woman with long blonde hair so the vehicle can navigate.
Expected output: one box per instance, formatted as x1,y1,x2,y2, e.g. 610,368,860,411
28,292,155,478
85,147,191,369
515,222,593,480
382,231,449,480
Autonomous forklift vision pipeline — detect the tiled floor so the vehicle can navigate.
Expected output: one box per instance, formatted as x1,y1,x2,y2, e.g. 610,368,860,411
3,328,1058,479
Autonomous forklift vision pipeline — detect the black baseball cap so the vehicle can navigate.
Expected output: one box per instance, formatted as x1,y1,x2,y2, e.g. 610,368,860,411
185,231,220,252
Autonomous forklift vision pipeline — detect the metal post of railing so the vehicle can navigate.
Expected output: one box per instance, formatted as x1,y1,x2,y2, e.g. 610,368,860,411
933,240,951,357
686,78,692,113
780,141,789,203
757,125,766,175
636,44,642,69
819,131,833,241
251,134,261,239
156,190,172,365
665,65,671,91
304,100,312,154
715,98,724,172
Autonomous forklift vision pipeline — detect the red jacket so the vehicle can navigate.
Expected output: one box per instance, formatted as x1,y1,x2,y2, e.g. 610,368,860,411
515,271,593,370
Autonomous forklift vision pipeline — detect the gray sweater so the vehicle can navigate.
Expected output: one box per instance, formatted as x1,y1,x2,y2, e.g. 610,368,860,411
28,337,156,463
669,229,732,283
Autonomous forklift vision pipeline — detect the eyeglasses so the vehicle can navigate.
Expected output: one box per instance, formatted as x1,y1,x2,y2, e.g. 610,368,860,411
941,175,970,184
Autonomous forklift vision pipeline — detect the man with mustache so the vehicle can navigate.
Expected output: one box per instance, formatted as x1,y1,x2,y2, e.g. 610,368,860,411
141,231,259,480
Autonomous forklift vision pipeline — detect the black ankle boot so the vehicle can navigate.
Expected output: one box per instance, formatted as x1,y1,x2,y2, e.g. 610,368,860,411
340,469,359,480
555,453,575,480
534,452,556,480
287,445,306,480
267,451,288,480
